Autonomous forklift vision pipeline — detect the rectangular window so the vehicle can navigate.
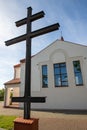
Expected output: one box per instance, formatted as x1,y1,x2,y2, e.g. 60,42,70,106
73,60,83,86
42,65,48,88
54,63,68,87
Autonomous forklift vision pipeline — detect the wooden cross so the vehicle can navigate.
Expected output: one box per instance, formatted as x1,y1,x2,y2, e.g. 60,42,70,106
5,7,60,119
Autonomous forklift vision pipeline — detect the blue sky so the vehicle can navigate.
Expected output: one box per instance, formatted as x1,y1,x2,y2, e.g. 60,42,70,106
0,0,87,88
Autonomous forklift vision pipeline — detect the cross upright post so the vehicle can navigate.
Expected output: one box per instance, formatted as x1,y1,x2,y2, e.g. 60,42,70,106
5,7,60,119
24,7,32,119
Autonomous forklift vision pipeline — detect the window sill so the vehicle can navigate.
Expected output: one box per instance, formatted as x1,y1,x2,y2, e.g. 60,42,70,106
42,86,48,88
55,86,68,88
76,84,83,86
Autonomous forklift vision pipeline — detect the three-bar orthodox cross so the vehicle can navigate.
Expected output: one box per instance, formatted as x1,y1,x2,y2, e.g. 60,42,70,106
5,7,60,119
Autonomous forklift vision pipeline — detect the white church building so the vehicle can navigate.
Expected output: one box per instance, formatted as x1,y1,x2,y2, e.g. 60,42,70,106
4,38,87,110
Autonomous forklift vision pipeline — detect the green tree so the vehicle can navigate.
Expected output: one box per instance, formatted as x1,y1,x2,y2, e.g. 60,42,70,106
0,88,4,101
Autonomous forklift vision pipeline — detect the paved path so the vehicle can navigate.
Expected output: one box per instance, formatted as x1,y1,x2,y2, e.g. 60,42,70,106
1,102,87,130
0,128,6,130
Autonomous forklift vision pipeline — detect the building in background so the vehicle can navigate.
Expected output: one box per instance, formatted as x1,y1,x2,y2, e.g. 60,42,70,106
4,64,20,107
4,38,87,110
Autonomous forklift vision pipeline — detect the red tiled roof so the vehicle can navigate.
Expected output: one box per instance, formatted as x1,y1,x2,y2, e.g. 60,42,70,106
4,78,20,85
20,55,35,63
14,64,20,68
20,59,25,63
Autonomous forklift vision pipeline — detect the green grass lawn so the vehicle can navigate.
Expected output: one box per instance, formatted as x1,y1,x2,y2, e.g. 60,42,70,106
0,115,17,130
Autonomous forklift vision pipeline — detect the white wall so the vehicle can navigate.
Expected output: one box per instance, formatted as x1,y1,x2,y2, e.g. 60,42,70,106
4,84,19,106
20,40,87,110
31,87,87,110
14,67,20,79
20,62,25,97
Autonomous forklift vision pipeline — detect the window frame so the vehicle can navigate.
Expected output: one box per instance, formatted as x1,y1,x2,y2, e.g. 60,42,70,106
42,65,48,88
54,62,68,87
73,60,83,86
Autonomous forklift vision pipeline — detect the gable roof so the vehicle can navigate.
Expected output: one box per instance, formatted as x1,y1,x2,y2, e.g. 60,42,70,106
30,39,87,58
4,78,20,85
11,39,87,65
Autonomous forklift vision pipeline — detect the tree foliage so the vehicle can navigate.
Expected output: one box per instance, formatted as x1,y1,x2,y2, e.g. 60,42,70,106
0,88,4,101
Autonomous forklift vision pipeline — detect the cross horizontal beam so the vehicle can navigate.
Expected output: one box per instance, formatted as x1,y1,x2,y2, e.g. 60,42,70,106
30,23,60,38
5,23,60,46
12,96,46,103
16,11,45,27
5,34,26,46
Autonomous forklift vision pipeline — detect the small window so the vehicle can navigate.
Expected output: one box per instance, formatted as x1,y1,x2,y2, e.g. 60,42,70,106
73,60,83,86
54,63,68,87
42,65,48,88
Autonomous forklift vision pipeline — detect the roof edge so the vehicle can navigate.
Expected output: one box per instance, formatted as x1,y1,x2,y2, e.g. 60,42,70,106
4,78,21,85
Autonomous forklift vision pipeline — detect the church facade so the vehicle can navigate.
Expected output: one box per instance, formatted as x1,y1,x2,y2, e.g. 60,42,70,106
4,39,87,110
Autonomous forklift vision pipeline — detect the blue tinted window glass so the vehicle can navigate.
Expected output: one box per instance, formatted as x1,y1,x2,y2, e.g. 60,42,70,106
55,75,61,86
61,66,67,74
42,65,48,87
61,74,68,82
54,64,59,68
54,63,68,87
75,73,83,85
73,61,83,85
60,63,65,67
54,67,60,74
42,65,47,75
73,61,81,73
42,77,48,87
